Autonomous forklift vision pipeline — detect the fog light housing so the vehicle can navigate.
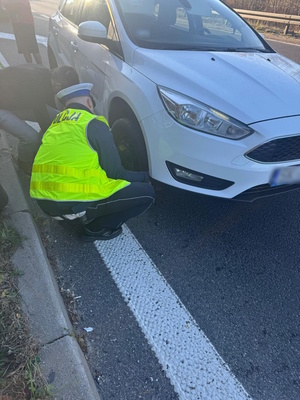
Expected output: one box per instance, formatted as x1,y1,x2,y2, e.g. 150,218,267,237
174,167,204,182
166,162,234,190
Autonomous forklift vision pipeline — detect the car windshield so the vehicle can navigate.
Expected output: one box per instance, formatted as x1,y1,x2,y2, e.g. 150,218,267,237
114,0,271,52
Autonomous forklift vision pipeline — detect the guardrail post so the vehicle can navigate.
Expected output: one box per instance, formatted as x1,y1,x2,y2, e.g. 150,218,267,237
284,17,291,35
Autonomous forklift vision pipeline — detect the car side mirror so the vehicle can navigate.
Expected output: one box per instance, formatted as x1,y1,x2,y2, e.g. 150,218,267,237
78,21,107,43
78,20,123,58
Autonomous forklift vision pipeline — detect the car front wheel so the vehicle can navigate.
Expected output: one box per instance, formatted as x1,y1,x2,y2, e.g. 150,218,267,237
111,117,148,172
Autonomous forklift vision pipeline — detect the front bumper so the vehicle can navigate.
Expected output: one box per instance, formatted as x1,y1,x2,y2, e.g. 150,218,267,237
143,112,300,200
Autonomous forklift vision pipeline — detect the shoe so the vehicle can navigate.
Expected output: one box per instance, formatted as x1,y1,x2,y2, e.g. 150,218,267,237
81,226,122,242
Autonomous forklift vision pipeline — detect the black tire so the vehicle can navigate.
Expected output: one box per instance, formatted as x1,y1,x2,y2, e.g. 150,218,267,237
0,184,8,213
111,117,148,171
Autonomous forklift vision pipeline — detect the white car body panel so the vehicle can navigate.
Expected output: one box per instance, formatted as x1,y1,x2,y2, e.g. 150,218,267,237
132,50,300,123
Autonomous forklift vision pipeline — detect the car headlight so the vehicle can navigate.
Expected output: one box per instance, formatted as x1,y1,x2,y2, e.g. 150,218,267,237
158,87,253,140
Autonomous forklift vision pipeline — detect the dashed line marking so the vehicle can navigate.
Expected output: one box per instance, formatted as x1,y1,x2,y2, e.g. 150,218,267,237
95,225,251,400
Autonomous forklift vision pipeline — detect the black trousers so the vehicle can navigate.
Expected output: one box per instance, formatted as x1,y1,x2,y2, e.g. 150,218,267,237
38,182,155,231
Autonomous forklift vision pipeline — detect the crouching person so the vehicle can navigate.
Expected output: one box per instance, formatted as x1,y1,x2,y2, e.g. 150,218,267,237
29,83,155,241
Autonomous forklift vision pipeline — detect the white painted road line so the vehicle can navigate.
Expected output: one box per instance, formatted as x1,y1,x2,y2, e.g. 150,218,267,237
33,13,50,20
267,38,300,47
0,51,9,68
0,32,47,47
95,225,251,400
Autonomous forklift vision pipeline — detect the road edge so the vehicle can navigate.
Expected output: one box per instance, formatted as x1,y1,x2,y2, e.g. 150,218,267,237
0,130,101,400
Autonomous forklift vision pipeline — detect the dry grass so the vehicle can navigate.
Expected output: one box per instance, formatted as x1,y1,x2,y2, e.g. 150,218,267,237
224,0,300,15
224,0,300,40
0,218,51,400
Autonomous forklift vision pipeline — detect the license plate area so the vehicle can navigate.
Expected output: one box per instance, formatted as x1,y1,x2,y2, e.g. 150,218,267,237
270,165,300,187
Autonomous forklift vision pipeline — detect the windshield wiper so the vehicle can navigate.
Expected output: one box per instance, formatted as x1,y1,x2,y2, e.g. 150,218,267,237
159,45,221,51
165,46,270,52
224,47,270,53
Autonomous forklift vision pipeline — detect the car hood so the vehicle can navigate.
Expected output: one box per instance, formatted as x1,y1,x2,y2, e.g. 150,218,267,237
132,49,300,124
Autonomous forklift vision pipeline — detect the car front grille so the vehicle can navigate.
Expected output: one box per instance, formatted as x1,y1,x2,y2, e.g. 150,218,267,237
246,135,300,163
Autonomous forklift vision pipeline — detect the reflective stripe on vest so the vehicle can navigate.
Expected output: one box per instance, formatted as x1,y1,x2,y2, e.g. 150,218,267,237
30,109,129,201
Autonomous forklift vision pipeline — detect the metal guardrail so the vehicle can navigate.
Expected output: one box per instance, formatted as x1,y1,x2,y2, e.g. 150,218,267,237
235,8,300,34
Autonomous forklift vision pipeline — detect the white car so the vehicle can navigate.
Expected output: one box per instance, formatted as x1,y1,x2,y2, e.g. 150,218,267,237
48,0,300,201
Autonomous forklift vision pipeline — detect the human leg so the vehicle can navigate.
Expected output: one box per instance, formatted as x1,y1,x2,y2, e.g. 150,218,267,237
23,52,33,63
84,182,155,232
15,23,41,64
33,52,43,65
0,109,42,164
36,183,155,241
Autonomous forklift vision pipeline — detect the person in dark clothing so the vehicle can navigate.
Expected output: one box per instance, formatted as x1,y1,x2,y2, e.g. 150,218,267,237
0,63,79,171
0,63,79,131
2,0,42,64
30,83,155,241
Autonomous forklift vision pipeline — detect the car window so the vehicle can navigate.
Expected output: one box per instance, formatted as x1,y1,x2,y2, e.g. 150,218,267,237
79,0,118,41
80,0,110,30
60,0,82,24
115,0,269,52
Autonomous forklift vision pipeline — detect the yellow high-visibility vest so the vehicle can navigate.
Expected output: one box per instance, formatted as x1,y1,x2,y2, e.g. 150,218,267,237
30,108,129,201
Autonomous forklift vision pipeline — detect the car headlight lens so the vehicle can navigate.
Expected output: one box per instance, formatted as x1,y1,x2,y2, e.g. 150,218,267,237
158,87,253,140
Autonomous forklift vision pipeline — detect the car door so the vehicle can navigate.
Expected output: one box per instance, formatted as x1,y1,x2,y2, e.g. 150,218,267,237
51,0,83,67
72,0,121,115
